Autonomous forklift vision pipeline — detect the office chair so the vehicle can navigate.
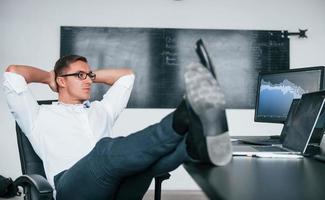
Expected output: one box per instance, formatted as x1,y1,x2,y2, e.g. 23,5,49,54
13,100,170,200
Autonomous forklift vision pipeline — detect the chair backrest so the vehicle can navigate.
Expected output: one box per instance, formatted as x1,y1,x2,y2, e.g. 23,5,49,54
16,100,56,178
16,123,47,178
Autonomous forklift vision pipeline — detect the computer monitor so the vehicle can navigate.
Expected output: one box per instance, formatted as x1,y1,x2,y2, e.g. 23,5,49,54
255,66,325,123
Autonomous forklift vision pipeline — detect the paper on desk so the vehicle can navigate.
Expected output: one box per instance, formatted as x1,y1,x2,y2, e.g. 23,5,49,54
254,153,303,159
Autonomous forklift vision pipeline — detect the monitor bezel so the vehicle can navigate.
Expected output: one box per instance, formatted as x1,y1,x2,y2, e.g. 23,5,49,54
254,66,325,124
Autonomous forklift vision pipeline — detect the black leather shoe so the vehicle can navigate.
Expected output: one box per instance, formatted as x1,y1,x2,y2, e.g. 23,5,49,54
184,62,232,166
172,100,189,135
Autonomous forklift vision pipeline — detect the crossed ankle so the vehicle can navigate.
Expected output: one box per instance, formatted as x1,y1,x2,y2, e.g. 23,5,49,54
172,100,189,135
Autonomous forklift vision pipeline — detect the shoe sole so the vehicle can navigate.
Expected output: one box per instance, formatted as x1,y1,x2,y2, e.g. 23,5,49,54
184,62,232,166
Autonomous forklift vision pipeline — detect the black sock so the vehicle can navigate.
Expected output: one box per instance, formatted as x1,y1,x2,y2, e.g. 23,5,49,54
172,100,189,135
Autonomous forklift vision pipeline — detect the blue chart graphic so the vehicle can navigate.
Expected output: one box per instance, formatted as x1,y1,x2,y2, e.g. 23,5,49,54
258,79,308,117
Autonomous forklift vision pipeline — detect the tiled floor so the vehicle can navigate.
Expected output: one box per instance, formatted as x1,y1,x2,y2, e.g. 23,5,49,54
0,196,22,200
0,190,208,200
143,190,208,200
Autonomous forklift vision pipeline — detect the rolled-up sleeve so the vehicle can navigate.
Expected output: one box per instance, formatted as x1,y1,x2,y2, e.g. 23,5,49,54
100,74,135,122
3,72,39,137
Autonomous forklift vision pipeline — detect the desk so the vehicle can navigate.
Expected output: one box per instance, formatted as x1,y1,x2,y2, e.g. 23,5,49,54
184,157,325,200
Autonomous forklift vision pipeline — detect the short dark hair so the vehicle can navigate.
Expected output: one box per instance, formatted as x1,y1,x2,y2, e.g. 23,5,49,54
54,55,88,79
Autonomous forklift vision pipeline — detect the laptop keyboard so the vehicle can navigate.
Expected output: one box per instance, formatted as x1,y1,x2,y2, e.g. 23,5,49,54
253,146,288,152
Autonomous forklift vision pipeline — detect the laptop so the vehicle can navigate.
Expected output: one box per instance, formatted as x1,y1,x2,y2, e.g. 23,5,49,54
233,90,325,157
237,99,301,146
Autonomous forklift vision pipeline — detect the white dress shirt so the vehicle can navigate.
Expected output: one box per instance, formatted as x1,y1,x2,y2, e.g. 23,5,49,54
3,72,135,188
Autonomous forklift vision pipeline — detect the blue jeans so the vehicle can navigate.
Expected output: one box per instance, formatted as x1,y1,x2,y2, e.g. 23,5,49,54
54,113,190,200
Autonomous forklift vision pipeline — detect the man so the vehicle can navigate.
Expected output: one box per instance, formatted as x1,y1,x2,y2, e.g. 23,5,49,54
3,55,232,199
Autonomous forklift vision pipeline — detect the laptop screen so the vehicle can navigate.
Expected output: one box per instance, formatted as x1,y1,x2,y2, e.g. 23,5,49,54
283,91,325,153
279,99,300,143
311,103,325,144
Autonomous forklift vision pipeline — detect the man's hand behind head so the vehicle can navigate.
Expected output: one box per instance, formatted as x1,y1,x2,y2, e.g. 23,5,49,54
49,70,58,92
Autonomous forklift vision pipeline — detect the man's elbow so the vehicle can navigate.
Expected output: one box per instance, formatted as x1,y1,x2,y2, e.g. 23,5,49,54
126,68,134,75
5,65,18,73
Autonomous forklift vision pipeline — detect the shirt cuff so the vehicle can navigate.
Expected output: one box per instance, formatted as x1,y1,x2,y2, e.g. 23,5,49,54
114,74,135,89
3,72,28,94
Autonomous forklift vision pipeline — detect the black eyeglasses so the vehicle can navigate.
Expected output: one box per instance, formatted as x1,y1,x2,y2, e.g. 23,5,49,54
59,71,96,80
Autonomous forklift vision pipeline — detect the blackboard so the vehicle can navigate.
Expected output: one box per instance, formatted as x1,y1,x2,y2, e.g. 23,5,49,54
61,27,289,108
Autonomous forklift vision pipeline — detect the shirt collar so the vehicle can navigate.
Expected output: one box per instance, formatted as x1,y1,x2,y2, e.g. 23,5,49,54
83,100,91,108
54,100,91,108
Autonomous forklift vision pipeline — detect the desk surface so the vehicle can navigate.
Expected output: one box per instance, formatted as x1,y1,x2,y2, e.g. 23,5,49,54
184,157,325,200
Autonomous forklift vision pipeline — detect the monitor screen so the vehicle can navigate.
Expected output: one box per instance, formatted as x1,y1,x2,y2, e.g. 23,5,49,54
255,66,324,123
282,91,325,153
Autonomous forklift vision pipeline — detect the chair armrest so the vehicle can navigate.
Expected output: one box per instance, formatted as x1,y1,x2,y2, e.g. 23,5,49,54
154,173,171,200
14,174,53,200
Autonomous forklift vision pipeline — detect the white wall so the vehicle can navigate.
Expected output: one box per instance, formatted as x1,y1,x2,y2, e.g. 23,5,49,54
1,0,325,190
